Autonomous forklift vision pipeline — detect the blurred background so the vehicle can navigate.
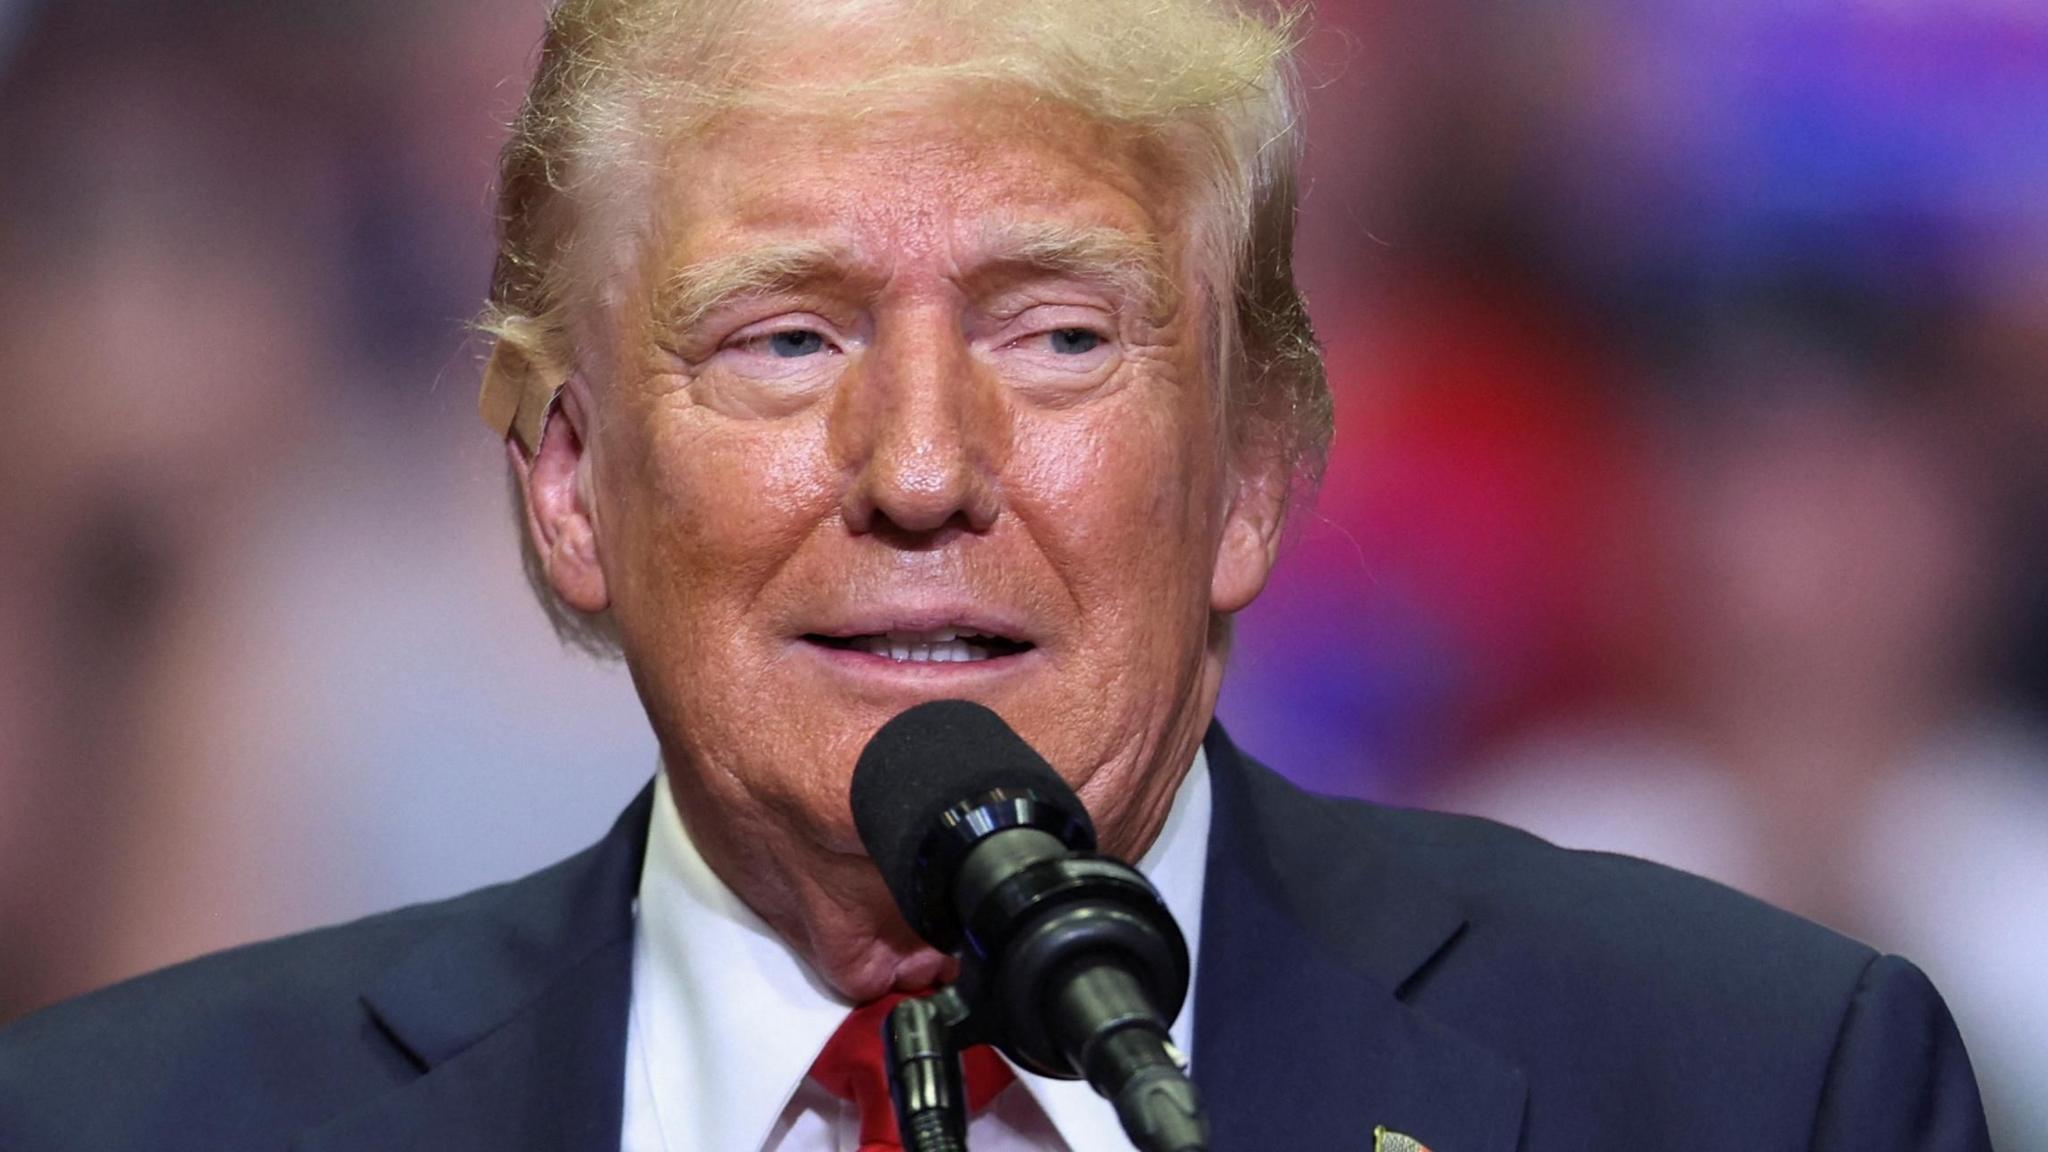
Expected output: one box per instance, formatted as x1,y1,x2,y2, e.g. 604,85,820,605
0,0,2041,1143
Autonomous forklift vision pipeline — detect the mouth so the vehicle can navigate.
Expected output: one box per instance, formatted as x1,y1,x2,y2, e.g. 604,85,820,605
802,627,1035,664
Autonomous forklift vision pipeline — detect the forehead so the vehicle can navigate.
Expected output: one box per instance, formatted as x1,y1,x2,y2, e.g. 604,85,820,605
655,94,1187,273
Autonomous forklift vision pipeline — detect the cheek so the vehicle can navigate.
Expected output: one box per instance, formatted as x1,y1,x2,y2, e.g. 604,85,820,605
1010,380,1224,625
601,399,837,633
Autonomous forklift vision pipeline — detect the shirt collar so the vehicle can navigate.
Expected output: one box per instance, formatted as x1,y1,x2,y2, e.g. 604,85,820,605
629,747,1212,1152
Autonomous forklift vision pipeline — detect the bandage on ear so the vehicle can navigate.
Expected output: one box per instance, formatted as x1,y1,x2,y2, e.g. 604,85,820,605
479,341,563,455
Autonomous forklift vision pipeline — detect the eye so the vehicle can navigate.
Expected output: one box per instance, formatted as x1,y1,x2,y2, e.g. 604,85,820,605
1048,328,1102,355
763,329,828,358
979,306,1119,400
714,322,844,368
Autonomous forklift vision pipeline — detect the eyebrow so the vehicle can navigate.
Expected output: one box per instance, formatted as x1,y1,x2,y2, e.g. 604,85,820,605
652,239,856,336
649,220,1178,337
967,219,1180,320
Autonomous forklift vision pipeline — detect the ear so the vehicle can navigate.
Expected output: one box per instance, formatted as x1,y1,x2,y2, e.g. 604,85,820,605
512,383,611,614
1210,447,1289,615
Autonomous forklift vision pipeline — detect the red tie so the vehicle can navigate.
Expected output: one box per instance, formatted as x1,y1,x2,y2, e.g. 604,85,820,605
808,994,1018,1151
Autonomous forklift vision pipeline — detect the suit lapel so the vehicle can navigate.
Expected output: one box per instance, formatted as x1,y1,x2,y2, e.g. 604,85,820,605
293,784,655,1152
1194,729,1527,1152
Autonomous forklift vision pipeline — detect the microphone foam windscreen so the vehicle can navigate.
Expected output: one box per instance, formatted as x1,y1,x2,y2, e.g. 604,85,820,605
850,699,1091,937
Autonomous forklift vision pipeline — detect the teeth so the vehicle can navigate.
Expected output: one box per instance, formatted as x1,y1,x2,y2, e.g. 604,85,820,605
850,636,993,663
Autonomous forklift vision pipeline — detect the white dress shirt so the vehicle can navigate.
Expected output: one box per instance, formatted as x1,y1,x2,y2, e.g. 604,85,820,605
621,750,1212,1152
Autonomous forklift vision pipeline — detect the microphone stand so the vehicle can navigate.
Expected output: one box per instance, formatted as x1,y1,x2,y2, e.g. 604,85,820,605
886,962,1207,1152
885,988,976,1152
881,814,1209,1151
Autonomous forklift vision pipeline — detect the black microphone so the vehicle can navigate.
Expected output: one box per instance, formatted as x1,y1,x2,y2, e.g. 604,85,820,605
851,699,1210,1152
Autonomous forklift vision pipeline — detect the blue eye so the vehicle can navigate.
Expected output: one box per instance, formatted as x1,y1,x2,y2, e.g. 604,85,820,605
767,330,826,358
1048,328,1101,355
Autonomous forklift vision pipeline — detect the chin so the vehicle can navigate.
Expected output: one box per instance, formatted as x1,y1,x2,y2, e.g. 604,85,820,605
830,941,958,1002
890,948,958,995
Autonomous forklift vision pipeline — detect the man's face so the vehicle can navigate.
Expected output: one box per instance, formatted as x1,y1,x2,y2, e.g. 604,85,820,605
551,92,1278,876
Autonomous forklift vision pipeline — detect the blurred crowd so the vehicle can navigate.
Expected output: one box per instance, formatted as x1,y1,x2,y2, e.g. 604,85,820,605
1,0,2042,1144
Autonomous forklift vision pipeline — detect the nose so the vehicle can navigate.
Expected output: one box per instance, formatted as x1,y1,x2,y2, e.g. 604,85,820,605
833,308,1005,538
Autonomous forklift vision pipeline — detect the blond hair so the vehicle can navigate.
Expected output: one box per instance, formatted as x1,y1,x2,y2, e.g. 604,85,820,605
478,0,1329,655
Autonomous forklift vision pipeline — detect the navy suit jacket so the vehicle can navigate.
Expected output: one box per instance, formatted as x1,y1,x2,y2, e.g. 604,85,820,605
0,727,1992,1150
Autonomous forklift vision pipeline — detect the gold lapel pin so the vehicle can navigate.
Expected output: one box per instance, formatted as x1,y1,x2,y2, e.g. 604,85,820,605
1373,1125,1434,1152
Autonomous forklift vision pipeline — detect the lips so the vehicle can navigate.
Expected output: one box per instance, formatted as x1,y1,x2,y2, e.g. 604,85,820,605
799,603,1040,667
804,626,1034,663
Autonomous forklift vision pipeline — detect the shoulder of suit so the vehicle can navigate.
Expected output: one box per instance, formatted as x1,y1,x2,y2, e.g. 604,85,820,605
1238,758,1880,1011
0,843,598,1149
1371,795,1867,961
1214,748,1983,1142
